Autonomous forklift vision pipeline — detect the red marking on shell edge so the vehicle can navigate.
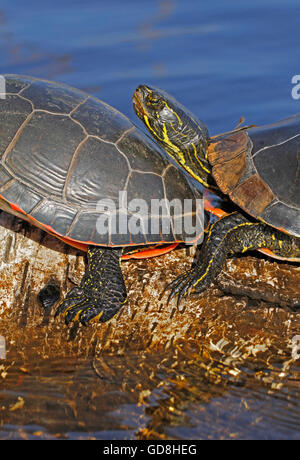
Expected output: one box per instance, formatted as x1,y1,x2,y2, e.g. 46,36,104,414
259,248,277,258
1,197,194,259
258,247,300,262
5,197,298,262
121,243,179,260
204,199,228,218
9,202,26,215
276,227,291,235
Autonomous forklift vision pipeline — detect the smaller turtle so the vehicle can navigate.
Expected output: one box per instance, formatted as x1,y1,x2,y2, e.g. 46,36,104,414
133,85,300,304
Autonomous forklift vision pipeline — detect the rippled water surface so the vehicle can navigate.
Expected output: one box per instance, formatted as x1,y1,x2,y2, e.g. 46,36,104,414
0,0,299,440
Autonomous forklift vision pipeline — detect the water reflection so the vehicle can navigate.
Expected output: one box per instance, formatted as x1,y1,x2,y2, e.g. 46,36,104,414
0,338,299,439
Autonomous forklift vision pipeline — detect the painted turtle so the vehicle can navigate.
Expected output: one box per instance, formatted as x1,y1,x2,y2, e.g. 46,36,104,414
133,85,300,303
0,75,204,325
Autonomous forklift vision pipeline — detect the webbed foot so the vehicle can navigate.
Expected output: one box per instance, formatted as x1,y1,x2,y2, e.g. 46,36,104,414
56,247,127,325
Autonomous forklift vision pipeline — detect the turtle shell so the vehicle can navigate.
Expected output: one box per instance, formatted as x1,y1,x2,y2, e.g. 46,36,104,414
0,75,203,248
207,114,300,237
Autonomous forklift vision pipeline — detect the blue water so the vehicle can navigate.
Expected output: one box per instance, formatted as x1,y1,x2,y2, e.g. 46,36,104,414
0,0,300,440
1,0,300,135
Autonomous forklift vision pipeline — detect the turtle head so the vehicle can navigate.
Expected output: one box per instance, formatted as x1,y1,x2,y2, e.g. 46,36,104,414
133,85,212,187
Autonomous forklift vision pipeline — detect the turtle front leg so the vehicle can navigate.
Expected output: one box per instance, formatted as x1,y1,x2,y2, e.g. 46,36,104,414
56,247,127,325
167,212,300,304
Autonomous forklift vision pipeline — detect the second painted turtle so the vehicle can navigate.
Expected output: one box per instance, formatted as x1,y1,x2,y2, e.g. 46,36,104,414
133,85,300,303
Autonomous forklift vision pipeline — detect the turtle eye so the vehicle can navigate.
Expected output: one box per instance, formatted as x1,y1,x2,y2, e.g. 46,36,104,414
146,94,162,107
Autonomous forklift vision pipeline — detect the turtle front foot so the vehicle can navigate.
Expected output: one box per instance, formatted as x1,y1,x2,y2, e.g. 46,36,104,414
55,246,127,325
165,215,241,305
166,213,255,305
56,285,125,325
166,211,299,306
166,266,213,306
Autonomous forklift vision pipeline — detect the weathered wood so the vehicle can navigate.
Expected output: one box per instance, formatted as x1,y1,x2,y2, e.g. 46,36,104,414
0,210,299,440
0,209,298,360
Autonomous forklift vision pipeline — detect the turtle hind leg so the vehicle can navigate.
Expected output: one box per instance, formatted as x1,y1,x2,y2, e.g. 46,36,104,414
166,211,299,303
56,246,127,325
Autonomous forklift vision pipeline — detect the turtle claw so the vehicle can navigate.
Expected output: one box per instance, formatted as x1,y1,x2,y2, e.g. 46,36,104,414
165,271,193,306
165,268,209,306
176,287,189,308
56,286,123,326
64,298,93,326
55,247,127,326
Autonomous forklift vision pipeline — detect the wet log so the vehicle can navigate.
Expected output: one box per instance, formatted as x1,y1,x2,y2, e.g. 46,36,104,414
0,209,298,360
0,210,299,440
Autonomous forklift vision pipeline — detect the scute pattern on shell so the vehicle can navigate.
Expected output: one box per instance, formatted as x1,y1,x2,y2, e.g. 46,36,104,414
208,115,300,237
0,75,203,246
